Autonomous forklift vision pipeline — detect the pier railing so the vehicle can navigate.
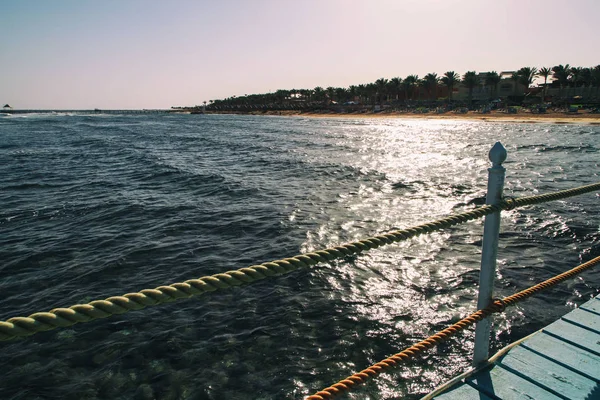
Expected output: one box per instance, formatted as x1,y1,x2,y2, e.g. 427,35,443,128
474,142,507,366
1,143,599,399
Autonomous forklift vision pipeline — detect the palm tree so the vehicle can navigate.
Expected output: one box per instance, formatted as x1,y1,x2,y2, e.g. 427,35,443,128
441,71,460,102
375,78,389,104
580,67,593,97
517,67,538,95
538,67,552,102
326,87,336,103
305,89,315,102
388,77,402,101
349,85,358,102
552,64,571,99
357,84,367,104
335,87,349,103
415,78,424,102
511,72,520,96
365,83,377,104
462,71,479,107
275,89,290,105
592,65,600,99
402,75,418,102
313,87,325,102
569,67,583,99
422,73,439,101
484,71,501,100
569,67,583,88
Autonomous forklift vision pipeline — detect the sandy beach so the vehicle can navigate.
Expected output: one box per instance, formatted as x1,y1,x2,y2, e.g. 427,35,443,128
221,110,600,125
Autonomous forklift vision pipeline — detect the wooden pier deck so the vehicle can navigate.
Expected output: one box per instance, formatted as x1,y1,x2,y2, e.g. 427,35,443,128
426,295,600,400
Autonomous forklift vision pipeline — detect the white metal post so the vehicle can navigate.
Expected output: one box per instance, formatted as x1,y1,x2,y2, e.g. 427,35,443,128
472,142,507,367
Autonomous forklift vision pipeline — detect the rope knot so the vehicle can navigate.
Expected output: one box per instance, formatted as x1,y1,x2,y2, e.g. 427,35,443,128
492,298,506,312
501,196,517,211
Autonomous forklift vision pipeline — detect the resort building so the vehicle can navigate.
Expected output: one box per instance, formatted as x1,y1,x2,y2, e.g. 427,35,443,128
452,72,526,102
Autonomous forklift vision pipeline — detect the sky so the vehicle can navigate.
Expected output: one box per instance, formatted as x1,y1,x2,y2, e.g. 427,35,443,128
1,0,599,109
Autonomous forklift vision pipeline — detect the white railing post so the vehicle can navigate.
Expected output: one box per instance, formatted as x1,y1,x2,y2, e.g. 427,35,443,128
472,142,507,367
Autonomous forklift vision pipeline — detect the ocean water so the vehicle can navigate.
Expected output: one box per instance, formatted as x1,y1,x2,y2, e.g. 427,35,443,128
0,113,599,399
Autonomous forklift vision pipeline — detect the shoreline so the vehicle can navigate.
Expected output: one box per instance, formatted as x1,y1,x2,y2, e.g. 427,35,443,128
205,110,600,125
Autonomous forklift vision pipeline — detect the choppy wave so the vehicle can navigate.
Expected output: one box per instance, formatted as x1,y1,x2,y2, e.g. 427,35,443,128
0,114,599,399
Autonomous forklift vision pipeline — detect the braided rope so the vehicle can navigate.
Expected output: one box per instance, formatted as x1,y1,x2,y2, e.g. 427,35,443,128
1,182,598,341
500,182,600,210
306,255,600,399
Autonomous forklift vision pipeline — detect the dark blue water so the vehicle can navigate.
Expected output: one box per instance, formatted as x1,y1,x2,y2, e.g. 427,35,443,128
1,113,599,399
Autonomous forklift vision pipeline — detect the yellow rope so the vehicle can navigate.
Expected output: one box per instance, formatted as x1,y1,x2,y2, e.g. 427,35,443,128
307,254,600,399
1,182,599,341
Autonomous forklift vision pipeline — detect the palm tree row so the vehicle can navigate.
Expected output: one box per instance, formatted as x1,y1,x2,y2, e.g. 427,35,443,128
205,65,600,111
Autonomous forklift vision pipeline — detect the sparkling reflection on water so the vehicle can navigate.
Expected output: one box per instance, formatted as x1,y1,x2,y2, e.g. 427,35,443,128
0,114,598,399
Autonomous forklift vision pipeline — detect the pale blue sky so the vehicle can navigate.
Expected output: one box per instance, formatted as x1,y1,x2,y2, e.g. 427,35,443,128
1,0,599,109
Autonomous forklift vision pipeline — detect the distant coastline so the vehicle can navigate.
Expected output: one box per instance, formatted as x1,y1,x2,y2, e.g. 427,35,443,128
190,65,600,126
0,109,174,115
3,108,598,125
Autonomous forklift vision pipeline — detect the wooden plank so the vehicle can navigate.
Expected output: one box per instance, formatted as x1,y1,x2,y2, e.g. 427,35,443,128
520,332,600,382
543,320,600,356
579,297,600,315
433,382,496,400
497,345,598,398
426,295,600,400
466,366,564,400
561,308,600,334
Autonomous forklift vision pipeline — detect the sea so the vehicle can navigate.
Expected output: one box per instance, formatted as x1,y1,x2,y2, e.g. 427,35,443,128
1,112,599,400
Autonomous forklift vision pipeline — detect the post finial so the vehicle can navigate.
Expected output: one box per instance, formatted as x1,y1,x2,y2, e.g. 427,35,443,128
489,142,507,167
